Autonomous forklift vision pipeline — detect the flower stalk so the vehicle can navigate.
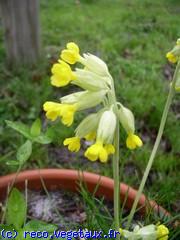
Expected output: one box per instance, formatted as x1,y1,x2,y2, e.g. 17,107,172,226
113,123,120,239
127,60,180,229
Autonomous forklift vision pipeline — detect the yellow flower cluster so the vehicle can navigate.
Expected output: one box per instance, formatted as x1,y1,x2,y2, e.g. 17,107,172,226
43,42,143,162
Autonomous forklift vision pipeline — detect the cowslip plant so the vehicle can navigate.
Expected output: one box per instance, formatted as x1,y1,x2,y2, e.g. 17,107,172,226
43,42,143,238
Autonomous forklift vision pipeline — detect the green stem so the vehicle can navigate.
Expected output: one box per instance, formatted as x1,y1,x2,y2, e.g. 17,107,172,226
113,123,120,239
127,61,180,229
109,74,120,239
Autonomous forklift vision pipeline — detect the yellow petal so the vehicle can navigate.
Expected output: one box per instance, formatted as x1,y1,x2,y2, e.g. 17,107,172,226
63,137,81,152
126,134,143,150
67,42,79,54
157,225,169,240
166,52,177,63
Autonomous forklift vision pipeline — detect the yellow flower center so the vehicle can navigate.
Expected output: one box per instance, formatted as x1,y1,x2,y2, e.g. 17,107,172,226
126,133,143,150
63,137,81,152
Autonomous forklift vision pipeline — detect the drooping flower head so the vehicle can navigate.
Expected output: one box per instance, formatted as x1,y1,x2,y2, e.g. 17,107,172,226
44,42,143,162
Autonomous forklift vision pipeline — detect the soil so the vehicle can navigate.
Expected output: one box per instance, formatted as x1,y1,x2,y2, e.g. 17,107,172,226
25,189,141,231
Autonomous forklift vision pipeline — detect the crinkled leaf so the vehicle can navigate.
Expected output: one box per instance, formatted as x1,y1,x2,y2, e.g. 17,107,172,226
6,188,26,229
16,140,32,164
30,118,41,137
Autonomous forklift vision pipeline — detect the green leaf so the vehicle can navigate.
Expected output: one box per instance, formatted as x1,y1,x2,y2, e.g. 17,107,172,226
34,134,52,144
6,188,26,229
30,118,41,137
23,220,57,240
16,140,32,164
24,220,57,232
5,120,32,140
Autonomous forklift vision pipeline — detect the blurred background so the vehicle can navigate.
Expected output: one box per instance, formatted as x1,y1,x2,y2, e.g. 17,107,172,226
0,0,179,214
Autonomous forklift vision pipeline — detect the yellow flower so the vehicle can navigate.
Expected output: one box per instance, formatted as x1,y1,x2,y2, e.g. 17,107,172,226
43,101,77,126
61,42,80,64
63,137,81,152
166,39,180,63
84,131,96,141
84,141,114,163
157,224,169,240
166,52,177,63
43,102,62,121
126,133,143,150
51,60,76,87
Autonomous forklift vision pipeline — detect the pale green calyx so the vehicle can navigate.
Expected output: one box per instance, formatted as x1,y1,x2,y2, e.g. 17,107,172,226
97,109,117,144
60,90,107,110
80,53,110,77
118,103,135,134
75,111,104,138
72,68,110,91
122,224,157,240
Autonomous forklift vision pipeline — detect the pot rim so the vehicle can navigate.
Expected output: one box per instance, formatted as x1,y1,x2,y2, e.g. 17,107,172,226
0,168,170,219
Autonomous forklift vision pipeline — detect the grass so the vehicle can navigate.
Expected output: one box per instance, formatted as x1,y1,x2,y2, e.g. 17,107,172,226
0,0,180,237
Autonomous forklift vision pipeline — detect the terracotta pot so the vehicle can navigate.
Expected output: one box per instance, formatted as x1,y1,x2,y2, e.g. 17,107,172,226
0,169,170,218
